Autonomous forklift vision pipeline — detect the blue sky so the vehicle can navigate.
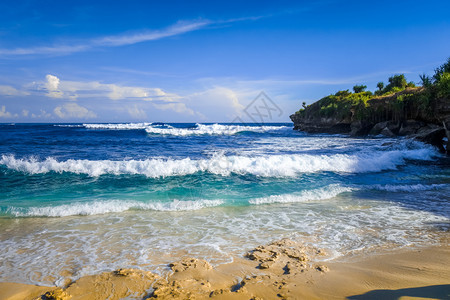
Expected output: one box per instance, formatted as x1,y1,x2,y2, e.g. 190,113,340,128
0,0,449,123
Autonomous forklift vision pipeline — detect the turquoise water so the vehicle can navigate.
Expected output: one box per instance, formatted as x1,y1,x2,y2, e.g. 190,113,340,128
0,123,449,285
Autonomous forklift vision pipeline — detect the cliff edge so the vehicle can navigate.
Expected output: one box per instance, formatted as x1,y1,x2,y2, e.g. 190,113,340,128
290,59,450,154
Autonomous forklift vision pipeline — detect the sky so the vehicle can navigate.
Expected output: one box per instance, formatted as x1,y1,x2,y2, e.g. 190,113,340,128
0,0,449,123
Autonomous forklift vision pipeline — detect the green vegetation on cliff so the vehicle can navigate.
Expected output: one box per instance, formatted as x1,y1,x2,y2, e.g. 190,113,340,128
294,58,450,124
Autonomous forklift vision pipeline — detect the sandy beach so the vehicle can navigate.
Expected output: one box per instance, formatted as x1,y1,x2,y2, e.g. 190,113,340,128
1,235,448,300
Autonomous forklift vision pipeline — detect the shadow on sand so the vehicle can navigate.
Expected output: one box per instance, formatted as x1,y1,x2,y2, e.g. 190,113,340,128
347,284,450,300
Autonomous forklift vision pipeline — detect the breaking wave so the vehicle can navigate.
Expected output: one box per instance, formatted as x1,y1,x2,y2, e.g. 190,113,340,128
0,146,436,178
249,184,354,204
368,183,449,192
76,123,286,135
83,123,152,130
6,199,224,217
144,123,287,136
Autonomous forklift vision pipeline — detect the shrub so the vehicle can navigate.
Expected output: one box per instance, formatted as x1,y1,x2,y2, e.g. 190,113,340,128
335,90,351,97
436,72,450,98
353,85,367,93
420,74,432,87
388,74,407,89
382,86,404,95
433,57,450,82
377,81,384,91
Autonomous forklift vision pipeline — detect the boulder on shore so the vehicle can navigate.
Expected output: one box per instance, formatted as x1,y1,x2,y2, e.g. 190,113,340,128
414,127,446,152
369,121,400,136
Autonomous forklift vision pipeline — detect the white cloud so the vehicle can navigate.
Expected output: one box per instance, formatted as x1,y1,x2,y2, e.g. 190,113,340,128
0,85,29,96
0,20,210,56
127,105,147,119
108,85,158,100
31,110,52,119
184,87,245,120
45,74,60,90
45,74,64,98
94,20,210,47
153,102,194,115
36,75,180,103
54,103,96,119
22,109,29,117
0,106,16,118
0,13,275,57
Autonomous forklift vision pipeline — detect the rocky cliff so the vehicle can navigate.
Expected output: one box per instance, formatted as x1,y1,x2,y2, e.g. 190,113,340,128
290,78,450,154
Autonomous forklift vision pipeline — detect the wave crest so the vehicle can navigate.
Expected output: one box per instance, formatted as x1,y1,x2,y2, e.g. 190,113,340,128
249,185,354,204
369,183,448,192
6,199,224,217
77,123,287,135
145,123,287,136
83,123,152,130
0,146,436,178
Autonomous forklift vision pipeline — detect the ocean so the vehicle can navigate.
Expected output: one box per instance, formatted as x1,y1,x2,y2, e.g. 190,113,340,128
0,123,449,286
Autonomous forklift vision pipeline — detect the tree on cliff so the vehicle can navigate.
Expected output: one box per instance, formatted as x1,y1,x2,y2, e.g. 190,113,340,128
420,74,432,87
387,74,407,89
433,57,450,82
377,82,384,91
353,85,367,93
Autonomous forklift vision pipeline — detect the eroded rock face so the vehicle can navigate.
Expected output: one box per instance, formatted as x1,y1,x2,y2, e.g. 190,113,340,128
42,288,71,300
443,119,450,155
398,120,426,136
169,258,212,273
290,113,351,134
245,238,327,275
369,121,400,136
291,93,450,154
414,127,446,152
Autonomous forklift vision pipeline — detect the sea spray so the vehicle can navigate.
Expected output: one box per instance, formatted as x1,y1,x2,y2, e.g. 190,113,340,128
0,146,436,177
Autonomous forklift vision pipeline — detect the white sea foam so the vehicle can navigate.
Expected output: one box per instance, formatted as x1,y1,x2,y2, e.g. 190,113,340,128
249,185,353,205
1,195,447,287
369,183,448,192
0,147,436,178
79,123,287,135
145,123,287,136
83,123,153,129
7,199,224,217
54,124,83,127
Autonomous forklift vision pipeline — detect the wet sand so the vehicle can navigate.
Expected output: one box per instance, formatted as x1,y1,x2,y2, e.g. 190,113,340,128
0,237,449,300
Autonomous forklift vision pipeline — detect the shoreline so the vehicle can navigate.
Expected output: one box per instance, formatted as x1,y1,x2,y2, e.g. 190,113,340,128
1,236,449,300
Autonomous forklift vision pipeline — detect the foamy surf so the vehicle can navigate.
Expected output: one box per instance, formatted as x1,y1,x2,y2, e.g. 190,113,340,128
144,123,288,136
6,199,224,217
249,184,354,204
1,123,448,289
368,183,449,192
77,123,288,135
0,147,436,178
83,123,153,129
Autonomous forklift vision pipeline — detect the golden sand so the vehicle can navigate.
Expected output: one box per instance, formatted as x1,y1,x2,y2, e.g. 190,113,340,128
0,238,449,300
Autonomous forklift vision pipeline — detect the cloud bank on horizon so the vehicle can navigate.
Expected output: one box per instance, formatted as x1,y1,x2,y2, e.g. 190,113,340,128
0,0,449,123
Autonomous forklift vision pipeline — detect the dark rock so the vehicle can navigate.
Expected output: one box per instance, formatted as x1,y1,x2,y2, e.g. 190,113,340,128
399,120,425,136
381,142,394,146
380,127,396,137
370,121,400,136
329,123,351,133
441,119,450,155
369,121,388,135
350,121,373,136
414,127,446,152
289,113,351,134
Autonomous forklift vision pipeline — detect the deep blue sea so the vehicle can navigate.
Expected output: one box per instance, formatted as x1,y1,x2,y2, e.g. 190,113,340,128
0,122,449,286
